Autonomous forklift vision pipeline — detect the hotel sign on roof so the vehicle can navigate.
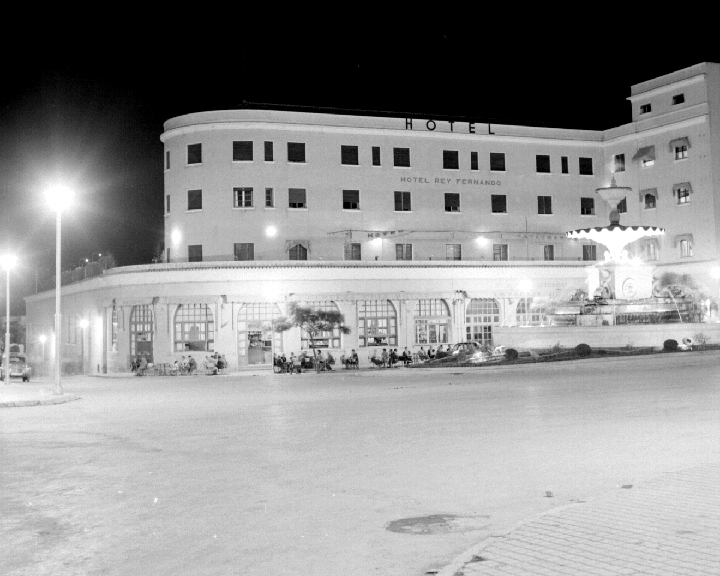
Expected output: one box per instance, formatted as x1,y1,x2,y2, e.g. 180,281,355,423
404,118,495,134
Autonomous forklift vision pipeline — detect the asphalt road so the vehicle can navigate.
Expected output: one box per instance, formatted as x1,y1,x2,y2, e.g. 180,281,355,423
1,353,719,576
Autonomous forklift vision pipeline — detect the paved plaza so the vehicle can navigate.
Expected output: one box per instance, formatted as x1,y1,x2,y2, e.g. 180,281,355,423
1,353,719,576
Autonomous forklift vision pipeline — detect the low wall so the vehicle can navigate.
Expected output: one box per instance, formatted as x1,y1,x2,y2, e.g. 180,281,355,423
494,322,720,350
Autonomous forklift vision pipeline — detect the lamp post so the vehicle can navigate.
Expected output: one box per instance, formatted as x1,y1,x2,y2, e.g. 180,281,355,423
1,255,18,383
91,252,102,262
45,184,73,395
518,279,532,327
39,334,47,377
711,267,720,321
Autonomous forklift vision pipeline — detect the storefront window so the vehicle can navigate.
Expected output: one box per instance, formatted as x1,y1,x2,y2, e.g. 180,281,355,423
414,299,450,345
237,303,282,365
358,300,397,347
299,301,343,349
130,305,154,360
174,304,214,352
515,300,547,326
465,299,500,345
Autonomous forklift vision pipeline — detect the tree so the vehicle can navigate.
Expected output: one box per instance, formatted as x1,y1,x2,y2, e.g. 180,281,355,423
274,302,351,371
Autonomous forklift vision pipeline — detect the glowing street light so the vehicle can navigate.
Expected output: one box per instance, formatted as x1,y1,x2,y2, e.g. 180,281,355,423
1,255,18,384
45,184,74,395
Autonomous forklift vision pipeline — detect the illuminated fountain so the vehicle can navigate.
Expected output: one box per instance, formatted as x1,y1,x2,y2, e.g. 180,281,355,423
549,176,693,325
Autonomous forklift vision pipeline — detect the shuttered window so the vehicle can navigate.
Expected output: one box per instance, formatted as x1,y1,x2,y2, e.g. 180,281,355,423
394,191,411,211
445,193,460,212
234,243,254,261
289,189,306,209
344,243,361,260
233,141,253,161
342,190,360,210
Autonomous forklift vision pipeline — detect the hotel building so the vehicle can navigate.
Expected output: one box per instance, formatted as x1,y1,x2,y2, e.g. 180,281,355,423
25,62,720,372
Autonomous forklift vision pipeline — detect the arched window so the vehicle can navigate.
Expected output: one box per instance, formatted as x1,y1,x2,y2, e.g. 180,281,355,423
414,299,450,345
130,305,154,359
174,304,214,352
465,299,500,345
289,244,308,260
299,301,343,349
515,300,547,326
238,303,282,366
358,300,397,347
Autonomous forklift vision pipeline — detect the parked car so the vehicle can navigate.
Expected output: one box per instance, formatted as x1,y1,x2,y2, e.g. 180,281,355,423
0,354,32,382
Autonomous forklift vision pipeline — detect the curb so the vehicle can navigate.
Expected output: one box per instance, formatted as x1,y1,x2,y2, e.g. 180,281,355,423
0,395,81,408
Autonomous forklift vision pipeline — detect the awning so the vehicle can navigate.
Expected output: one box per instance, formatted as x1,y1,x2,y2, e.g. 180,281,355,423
668,137,691,152
672,182,693,197
632,145,655,162
638,188,658,202
673,233,693,247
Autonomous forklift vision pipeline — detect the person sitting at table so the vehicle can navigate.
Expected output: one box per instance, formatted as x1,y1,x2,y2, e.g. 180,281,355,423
187,355,197,375
205,355,218,375
388,348,398,367
344,349,359,369
401,347,412,366
137,356,148,376
217,354,227,371
427,348,435,360
171,359,180,375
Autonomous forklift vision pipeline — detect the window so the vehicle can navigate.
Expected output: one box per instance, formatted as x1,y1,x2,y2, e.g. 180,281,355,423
188,245,203,262
490,152,505,171
672,94,685,105
614,154,625,172
342,190,360,210
580,197,595,215
443,150,459,169
640,103,652,114
165,150,170,170
491,194,507,213
130,305,154,358
634,145,655,167
233,187,253,208
344,243,361,260
358,300,397,347
493,244,508,261
289,188,307,209
445,193,460,212
265,141,274,161
187,189,202,210
234,243,254,261
341,145,359,165
300,301,343,349
233,141,253,161
561,156,568,174
174,304,214,352
536,155,550,173
537,195,552,214
465,299,500,346
675,145,688,160
289,243,308,260
287,142,306,163
543,245,554,261
237,303,282,366
579,157,593,175
642,157,655,168
644,193,656,209
166,194,170,213
617,198,627,213
470,152,478,171
265,188,274,208
393,147,410,167
516,300,547,327
372,146,381,166
640,242,658,261
677,187,690,204
583,245,596,261
680,239,693,257
446,244,462,260
187,143,202,164
414,299,450,345
396,243,412,260
394,191,411,211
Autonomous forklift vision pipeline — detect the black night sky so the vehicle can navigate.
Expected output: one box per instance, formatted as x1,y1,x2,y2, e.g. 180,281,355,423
1,28,718,313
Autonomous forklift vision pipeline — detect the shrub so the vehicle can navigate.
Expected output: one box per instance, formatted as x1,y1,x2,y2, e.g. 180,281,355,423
575,343,592,357
597,349,607,356
693,332,710,349
505,348,519,361
663,339,678,352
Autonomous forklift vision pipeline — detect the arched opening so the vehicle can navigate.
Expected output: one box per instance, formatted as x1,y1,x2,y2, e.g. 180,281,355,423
465,299,500,345
358,300,397,347
174,304,214,352
414,299,451,345
130,304,154,361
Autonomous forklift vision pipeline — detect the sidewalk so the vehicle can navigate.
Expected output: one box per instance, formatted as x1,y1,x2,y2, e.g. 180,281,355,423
0,380,80,407
440,463,720,576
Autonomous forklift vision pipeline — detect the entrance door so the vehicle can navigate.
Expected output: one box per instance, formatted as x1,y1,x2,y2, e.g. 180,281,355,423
247,331,268,365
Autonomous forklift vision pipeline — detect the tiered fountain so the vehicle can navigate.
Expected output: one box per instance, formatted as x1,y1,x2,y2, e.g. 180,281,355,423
548,177,693,325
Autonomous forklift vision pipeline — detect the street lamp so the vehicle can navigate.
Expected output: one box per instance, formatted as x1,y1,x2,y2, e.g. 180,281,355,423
518,279,532,327
0,255,18,384
39,334,47,377
45,184,74,395
91,252,102,262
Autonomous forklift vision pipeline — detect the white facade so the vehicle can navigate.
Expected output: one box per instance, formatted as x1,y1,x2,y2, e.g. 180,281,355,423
25,63,720,373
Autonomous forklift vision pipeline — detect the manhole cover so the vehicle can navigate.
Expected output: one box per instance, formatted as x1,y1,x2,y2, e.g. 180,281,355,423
386,514,490,535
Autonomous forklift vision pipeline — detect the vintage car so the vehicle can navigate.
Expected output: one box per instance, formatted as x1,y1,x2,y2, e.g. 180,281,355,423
0,354,32,382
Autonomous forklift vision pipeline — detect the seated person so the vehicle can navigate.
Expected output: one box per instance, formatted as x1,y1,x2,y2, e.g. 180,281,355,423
435,345,447,360
205,356,218,375
217,355,227,370
427,348,435,359
187,355,197,375
325,352,335,370
137,356,148,376
349,349,359,367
